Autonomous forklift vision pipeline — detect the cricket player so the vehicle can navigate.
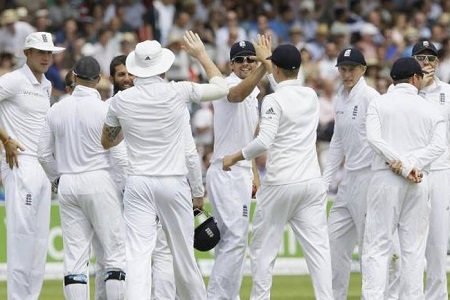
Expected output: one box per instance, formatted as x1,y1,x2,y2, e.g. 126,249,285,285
99,54,205,300
37,56,127,300
101,31,228,300
0,32,64,300
411,40,450,300
223,44,333,300
206,35,271,300
321,48,380,300
362,57,446,299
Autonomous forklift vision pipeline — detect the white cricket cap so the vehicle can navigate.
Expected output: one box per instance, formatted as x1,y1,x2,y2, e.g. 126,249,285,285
23,32,65,53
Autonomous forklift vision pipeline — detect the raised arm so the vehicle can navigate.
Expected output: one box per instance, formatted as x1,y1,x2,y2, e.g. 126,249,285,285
228,34,272,103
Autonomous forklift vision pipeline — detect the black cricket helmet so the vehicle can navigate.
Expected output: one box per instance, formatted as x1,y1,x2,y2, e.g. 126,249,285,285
194,209,221,251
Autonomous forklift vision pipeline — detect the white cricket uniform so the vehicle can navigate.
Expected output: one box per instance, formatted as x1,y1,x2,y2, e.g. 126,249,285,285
419,77,450,300
0,64,52,300
105,75,227,300
37,85,126,300
151,109,206,300
322,77,379,300
242,79,332,300
206,72,259,300
363,83,446,299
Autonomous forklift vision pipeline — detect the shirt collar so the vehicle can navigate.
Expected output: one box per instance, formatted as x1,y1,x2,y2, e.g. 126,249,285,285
134,76,166,85
21,63,50,88
389,83,419,95
72,85,102,100
274,78,303,91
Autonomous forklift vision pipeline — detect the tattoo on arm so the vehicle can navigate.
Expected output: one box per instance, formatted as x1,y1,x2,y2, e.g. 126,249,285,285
105,125,122,142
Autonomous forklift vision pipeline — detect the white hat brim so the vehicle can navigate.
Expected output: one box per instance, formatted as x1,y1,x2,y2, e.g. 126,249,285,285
24,45,66,53
126,48,175,78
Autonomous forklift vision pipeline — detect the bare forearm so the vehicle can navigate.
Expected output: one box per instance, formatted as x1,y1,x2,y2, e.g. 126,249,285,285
101,125,123,149
196,52,223,81
228,64,266,102
0,128,9,144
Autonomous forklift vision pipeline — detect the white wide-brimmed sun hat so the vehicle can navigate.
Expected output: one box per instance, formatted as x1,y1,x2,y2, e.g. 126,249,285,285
23,32,65,53
126,40,175,78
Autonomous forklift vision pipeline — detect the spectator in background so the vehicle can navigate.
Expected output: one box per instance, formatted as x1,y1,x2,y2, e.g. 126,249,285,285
0,9,35,68
48,0,74,31
34,9,51,33
297,0,318,42
123,0,145,30
0,52,15,76
153,0,176,47
119,32,137,56
167,10,192,46
166,32,192,81
307,23,329,61
215,10,247,61
248,13,279,49
287,24,306,51
318,42,340,81
92,27,116,76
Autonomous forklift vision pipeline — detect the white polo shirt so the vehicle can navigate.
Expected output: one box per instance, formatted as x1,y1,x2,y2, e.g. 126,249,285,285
0,64,52,158
105,76,228,176
366,83,446,176
210,72,260,168
419,77,450,170
322,77,380,187
38,85,111,180
242,79,321,185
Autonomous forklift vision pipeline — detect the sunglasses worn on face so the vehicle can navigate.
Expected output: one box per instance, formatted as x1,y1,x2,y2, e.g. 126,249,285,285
232,56,256,64
414,55,437,62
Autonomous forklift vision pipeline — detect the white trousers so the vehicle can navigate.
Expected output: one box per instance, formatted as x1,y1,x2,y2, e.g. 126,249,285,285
424,169,450,300
328,168,371,300
362,170,429,300
2,156,51,300
123,175,206,300
206,163,252,300
151,224,176,300
58,170,126,299
250,178,333,300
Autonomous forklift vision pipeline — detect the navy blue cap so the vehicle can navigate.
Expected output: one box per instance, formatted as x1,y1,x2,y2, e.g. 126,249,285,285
267,44,301,70
390,57,426,80
336,48,366,66
412,40,438,56
230,40,255,60
74,56,100,81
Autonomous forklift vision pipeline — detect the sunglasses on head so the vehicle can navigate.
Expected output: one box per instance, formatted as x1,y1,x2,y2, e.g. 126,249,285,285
414,55,438,62
232,56,256,64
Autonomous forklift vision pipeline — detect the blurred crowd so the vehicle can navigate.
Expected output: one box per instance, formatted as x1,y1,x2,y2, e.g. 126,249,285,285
1,0,450,195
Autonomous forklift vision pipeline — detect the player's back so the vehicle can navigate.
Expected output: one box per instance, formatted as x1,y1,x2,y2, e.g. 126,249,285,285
368,83,443,171
109,77,188,176
263,82,322,185
47,85,110,174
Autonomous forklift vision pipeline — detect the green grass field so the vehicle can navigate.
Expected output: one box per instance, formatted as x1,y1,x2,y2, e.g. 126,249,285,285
2,274,450,299
0,273,450,300
0,275,361,299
